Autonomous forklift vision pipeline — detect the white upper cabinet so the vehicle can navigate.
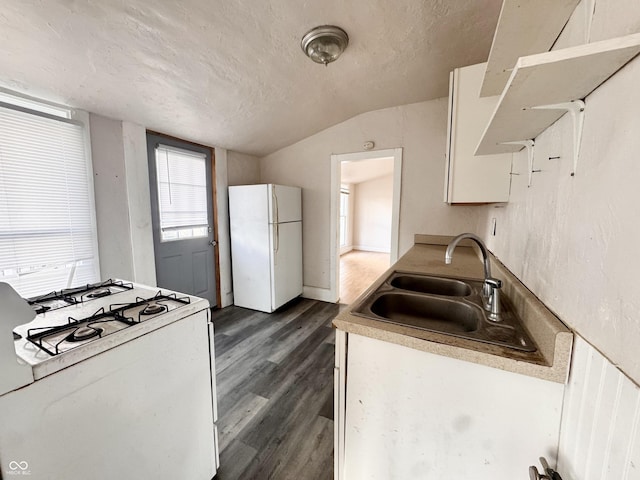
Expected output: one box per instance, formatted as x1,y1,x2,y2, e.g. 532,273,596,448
444,62,512,204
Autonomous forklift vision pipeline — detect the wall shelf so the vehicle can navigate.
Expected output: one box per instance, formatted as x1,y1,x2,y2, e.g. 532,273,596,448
480,0,581,98
475,33,640,157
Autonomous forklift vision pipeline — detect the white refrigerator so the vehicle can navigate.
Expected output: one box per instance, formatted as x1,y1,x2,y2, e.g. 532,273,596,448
228,184,303,313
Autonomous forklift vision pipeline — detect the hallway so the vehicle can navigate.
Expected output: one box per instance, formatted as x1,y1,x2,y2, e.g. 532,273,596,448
339,250,390,305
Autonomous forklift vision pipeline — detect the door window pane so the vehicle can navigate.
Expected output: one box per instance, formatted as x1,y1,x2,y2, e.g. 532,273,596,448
155,145,209,242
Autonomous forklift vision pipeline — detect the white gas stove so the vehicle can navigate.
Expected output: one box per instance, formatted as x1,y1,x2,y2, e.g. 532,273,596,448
0,280,219,480
13,279,210,379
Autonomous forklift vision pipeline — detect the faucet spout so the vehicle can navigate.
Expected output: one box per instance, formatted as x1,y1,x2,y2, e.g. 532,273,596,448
445,233,491,280
445,233,502,320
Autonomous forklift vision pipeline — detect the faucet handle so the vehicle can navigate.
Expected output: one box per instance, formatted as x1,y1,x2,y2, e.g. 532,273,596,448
484,277,503,319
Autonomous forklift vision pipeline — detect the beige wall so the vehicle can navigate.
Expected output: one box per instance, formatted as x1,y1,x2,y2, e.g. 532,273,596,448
478,0,640,383
353,175,393,253
227,151,260,186
260,99,483,293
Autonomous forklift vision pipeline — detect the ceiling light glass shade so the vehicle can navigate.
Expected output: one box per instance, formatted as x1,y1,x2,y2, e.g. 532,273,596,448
301,25,349,65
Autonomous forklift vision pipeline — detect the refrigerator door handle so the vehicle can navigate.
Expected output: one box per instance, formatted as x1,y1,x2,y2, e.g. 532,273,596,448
274,222,280,254
272,186,279,224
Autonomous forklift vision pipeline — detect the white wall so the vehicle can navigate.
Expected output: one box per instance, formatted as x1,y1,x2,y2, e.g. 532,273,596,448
90,114,131,280
478,0,640,384
227,151,260,186
353,175,393,253
215,148,233,307
89,114,156,285
260,99,483,294
557,335,640,480
122,122,156,285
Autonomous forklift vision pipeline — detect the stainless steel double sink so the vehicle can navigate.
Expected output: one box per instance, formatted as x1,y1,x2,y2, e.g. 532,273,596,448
351,271,537,352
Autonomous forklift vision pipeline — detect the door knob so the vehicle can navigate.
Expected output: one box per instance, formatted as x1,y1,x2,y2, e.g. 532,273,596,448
209,240,217,247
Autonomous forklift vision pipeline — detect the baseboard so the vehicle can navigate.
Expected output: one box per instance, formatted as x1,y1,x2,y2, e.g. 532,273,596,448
353,245,391,254
339,245,353,255
302,286,338,303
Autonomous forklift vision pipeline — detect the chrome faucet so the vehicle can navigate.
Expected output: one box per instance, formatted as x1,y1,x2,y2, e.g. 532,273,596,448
445,233,502,320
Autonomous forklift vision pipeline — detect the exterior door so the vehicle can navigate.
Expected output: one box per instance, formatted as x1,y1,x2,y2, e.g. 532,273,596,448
147,133,218,306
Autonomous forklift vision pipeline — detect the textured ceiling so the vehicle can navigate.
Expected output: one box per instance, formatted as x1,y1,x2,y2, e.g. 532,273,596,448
0,0,501,156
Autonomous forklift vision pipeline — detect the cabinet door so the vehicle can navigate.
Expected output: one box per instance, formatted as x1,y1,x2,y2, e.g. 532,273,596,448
444,63,512,204
344,334,564,479
334,330,347,480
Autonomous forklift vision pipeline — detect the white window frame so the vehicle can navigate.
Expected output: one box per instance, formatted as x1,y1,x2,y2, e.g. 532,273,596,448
339,186,350,249
154,144,210,243
0,90,100,296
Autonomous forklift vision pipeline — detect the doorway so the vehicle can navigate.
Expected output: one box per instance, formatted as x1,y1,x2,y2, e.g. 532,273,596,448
330,148,402,304
146,132,220,306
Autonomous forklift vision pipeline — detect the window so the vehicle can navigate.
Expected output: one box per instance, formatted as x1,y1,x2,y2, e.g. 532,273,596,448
339,186,350,247
154,145,209,242
0,94,99,297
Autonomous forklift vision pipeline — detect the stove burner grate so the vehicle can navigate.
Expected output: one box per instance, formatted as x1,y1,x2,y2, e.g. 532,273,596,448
110,291,191,322
26,280,133,314
26,307,139,356
84,288,111,299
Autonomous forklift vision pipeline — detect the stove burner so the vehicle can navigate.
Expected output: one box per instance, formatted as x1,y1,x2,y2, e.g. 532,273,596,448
141,303,167,315
67,326,104,342
87,288,111,298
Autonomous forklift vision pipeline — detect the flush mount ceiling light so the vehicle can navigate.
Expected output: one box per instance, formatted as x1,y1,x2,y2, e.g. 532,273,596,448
301,25,349,66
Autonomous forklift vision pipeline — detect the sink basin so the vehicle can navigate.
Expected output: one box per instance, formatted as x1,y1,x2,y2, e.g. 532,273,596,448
390,274,472,296
351,271,537,352
370,293,480,333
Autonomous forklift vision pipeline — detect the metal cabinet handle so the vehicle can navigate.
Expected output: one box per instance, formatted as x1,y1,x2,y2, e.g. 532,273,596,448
529,466,545,480
530,458,563,480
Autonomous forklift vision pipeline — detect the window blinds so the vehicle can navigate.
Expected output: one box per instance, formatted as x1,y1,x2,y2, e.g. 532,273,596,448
154,145,208,241
0,104,99,297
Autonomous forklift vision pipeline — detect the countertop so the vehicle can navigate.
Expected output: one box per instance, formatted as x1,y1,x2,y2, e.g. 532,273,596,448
332,234,573,383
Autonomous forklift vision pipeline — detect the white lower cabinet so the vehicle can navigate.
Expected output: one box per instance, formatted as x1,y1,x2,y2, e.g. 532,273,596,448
335,333,565,480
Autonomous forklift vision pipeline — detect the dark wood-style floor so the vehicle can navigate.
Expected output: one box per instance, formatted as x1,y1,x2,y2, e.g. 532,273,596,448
211,298,341,480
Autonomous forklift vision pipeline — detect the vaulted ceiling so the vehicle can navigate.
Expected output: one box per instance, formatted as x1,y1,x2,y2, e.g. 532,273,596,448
0,0,502,156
